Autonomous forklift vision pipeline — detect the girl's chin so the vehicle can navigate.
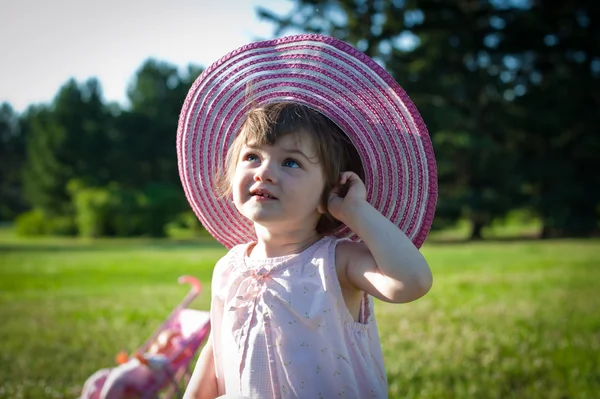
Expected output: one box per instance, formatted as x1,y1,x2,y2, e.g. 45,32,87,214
240,208,281,224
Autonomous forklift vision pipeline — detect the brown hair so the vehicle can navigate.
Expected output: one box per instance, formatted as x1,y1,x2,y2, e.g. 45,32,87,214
215,102,364,235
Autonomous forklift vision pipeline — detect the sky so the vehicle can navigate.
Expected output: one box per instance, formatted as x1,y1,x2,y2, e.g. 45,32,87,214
0,0,295,112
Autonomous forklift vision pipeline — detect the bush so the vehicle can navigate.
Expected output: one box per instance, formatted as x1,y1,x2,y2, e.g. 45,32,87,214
46,215,77,236
71,186,112,238
68,180,187,238
138,183,187,237
165,210,204,239
108,188,145,237
15,181,189,238
15,209,76,236
69,181,148,238
180,210,203,234
15,209,47,236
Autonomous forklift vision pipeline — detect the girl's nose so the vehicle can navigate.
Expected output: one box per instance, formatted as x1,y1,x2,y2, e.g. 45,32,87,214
254,161,277,183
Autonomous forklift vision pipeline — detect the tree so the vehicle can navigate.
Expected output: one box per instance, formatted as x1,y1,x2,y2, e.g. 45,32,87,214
498,2,600,237
0,103,28,220
22,78,113,216
104,60,205,235
258,0,528,239
113,59,203,188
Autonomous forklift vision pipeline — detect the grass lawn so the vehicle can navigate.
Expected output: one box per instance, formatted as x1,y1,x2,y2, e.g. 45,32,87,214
0,229,599,398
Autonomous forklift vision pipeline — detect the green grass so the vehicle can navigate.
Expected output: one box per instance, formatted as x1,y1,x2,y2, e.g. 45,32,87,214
0,229,599,398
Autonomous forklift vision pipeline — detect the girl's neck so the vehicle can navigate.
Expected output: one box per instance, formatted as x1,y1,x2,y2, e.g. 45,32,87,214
248,227,323,258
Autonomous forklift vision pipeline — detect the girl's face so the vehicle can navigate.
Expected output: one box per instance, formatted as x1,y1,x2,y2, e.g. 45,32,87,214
232,134,326,234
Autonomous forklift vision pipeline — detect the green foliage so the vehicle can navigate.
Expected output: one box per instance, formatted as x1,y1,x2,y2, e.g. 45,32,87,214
69,182,114,238
138,182,188,237
48,215,78,236
106,187,145,237
180,210,204,234
258,0,600,238
496,4,600,238
15,61,205,237
21,78,114,217
6,2,599,238
0,103,28,220
14,209,47,236
67,180,186,238
15,209,76,236
165,210,205,239
21,106,71,216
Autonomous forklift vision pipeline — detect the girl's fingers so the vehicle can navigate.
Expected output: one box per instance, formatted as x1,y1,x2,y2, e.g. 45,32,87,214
339,171,351,184
328,191,337,203
338,173,347,185
340,171,362,187
330,172,365,202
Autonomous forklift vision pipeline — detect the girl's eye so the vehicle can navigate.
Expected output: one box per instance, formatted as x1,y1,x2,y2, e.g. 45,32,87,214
283,158,301,168
243,153,259,162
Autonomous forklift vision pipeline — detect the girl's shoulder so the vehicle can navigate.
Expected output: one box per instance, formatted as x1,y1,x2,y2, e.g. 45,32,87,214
211,243,248,288
333,238,367,264
216,243,247,267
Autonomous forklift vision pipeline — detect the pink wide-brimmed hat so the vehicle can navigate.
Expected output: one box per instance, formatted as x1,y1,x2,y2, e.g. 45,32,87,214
177,34,437,249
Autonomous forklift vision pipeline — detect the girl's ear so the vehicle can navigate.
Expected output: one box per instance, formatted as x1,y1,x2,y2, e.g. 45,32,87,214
317,192,331,214
317,202,326,214
318,184,333,214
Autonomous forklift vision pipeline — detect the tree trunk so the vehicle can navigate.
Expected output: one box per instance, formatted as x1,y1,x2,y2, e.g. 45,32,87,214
470,220,484,241
540,223,551,239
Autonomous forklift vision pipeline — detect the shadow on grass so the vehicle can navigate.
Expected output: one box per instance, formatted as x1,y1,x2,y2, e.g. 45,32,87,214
426,232,600,245
426,234,543,245
3,232,597,254
0,237,226,254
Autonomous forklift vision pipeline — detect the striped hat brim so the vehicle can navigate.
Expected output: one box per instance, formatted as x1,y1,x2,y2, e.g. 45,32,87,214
177,34,437,249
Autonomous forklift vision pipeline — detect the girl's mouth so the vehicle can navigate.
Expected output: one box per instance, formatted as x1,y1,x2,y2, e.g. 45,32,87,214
252,192,277,200
250,188,277,200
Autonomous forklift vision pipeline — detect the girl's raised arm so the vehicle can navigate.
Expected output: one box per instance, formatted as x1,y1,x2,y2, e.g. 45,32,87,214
330,172,433,303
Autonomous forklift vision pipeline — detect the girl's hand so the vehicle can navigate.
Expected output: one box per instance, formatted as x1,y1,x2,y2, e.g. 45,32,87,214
327,171,367,221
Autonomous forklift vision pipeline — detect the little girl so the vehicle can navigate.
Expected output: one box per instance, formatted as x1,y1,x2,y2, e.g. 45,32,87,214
177,35,437,399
